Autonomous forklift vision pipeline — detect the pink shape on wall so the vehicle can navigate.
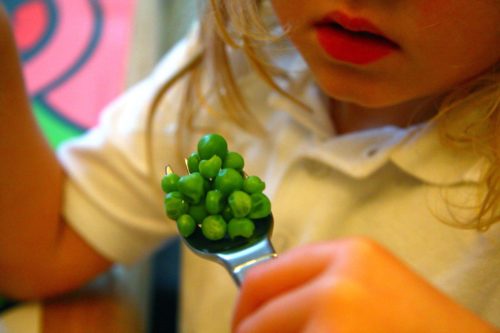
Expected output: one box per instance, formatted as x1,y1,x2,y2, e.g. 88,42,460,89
22,0,93,94
12,0,47,50
45,0,135,128
13,0,136,129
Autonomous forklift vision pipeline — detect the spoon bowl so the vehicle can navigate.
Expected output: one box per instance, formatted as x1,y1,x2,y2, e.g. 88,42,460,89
165,165,277,286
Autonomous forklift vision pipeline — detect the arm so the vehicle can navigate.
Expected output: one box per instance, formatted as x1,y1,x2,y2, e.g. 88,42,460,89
0,5,111,300
233,238,499,333
42,288,144,333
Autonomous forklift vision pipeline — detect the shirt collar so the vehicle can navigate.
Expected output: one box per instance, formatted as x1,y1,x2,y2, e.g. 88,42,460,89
265,54,484,186
390,122,485,185
297,122,484,185
301,126,411,178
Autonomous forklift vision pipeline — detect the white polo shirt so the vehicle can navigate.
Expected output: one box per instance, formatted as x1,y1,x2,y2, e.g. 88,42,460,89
53,33,500,333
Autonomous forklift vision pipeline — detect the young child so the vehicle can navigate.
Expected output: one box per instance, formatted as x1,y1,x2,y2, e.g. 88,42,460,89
1,1,499,332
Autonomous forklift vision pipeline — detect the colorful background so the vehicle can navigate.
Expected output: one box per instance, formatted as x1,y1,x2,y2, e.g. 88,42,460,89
5,0,135,147
4,1,188,331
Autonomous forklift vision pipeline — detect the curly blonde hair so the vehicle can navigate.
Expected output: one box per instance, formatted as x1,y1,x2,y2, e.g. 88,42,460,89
147,0,500,230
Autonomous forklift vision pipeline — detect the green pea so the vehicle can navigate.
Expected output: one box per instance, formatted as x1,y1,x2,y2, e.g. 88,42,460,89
199,155,222,180
222,205,233,222
162,133,274,243
201,215,227,240
161,173,180,193
197,133,228,160
228,190,252,218
164,192,189,220
228,218,255,239
214,168,244,196
243,175,265,194
223,151,244,171
187,152,200,173
248,193,271,219
178,172,205,204
203,178,212,192
205,189,225,214
176,214,196,237
188,202,208,224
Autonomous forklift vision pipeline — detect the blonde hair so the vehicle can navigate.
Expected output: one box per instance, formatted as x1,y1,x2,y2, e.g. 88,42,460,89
147,0,499,230
434,69,500,230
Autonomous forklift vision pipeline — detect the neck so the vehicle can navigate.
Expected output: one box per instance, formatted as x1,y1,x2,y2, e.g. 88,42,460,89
328,97,440,135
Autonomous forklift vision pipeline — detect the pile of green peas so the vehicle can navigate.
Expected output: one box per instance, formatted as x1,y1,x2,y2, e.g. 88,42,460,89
161,133,271,241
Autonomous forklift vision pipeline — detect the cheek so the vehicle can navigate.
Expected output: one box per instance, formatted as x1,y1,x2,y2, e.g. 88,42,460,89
412,0,458,43
406,0,499,97
270,0,310,28
415,0,500,38
416,0,452,21
413,0,500,58
270,0,294,25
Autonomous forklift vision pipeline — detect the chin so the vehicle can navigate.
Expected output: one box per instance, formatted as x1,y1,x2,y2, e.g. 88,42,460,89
318,81,384,107
314,74,420,109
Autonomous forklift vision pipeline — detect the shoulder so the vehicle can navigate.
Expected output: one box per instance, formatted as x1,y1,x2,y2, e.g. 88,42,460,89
0,5,10,35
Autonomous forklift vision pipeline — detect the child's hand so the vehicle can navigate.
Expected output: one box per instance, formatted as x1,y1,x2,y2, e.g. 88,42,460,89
232,238,497,333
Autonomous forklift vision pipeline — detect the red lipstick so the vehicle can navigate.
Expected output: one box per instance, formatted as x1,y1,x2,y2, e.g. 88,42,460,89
315,11,399,65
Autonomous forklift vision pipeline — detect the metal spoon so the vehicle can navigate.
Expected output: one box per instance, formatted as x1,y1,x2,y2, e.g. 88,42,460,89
165,165,277,286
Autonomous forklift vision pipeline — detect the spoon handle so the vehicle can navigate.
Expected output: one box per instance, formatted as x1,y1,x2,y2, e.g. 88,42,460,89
217,237,277,286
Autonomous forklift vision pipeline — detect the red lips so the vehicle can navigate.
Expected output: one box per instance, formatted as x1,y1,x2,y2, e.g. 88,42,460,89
315,11,399,65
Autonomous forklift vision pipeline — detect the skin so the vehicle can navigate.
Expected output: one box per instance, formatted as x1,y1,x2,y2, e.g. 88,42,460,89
232,0,500,332
0,5,110,300
43,290,143,333
0,4,119,331
0,1,498,332
270,0,500,133
233,239,499,333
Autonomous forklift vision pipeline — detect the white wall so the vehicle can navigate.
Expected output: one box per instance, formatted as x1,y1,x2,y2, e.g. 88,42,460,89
127,0,198,86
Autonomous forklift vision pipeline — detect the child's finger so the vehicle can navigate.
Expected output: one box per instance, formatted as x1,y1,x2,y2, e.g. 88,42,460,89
233,242,336,330
233,275,320,333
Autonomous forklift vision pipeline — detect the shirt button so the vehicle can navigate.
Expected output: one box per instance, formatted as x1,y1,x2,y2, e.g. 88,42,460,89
303,159,332,178
365,147,379,157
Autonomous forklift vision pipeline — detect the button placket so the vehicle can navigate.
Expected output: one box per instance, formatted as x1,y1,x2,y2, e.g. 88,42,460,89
304,158,334,179
365,147,379,157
